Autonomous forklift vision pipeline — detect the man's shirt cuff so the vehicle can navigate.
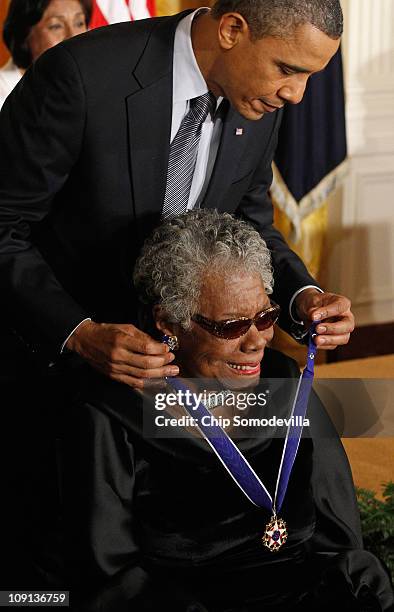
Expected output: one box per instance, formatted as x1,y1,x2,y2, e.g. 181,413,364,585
289,285,324,325
288,286,323,343
60,317,92,353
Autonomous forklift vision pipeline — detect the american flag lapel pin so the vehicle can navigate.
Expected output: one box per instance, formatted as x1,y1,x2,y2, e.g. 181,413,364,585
235,128,244,136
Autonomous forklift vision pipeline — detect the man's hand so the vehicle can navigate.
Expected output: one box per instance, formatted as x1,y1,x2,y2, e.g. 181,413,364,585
66,320,179,389
295,288,355,350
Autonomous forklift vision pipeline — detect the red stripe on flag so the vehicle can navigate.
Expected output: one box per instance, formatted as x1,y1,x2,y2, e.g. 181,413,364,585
124,0,132,19
147,0,156,16
89,0,155,28
90,0,109,28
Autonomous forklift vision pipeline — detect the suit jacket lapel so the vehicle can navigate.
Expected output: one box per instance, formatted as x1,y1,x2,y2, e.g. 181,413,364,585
203,104,251,211
126,77,172,232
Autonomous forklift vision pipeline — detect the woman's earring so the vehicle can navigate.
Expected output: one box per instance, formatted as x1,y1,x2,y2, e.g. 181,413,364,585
162,334,179,351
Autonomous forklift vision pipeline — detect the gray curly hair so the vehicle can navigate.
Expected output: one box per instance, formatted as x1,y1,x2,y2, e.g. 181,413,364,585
133,210,273,331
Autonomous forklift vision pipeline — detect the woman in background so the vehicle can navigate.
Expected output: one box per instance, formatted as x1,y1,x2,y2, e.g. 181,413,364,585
0,0,91,109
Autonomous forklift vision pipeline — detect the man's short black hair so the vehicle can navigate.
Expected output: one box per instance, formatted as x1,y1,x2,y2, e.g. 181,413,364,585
3,0,92,69
211,0,343,40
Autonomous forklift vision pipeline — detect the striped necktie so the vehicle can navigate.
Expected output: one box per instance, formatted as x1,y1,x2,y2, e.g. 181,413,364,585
162,91,216,219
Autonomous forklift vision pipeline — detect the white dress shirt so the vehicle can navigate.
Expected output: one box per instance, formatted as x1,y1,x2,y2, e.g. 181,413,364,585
172,7,223,209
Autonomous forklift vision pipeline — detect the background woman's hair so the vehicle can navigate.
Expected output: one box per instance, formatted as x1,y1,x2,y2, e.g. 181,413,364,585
133,209,273,330
3,0,92,68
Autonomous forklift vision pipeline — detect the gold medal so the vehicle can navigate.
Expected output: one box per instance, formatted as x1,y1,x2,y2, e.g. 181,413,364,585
262,514,288,552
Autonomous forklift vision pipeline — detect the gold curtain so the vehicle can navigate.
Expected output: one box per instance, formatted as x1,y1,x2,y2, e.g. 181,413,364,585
270,204,328,366
156,0,212,15
274,205,328,284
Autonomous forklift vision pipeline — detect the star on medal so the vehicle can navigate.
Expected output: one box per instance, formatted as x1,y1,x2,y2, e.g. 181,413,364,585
262,515,288,552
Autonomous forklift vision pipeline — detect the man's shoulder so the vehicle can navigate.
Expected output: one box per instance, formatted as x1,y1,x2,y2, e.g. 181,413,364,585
60,11,190,59
42,11,190,87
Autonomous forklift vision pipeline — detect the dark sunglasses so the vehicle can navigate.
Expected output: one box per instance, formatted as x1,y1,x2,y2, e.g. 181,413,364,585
192,301,281,340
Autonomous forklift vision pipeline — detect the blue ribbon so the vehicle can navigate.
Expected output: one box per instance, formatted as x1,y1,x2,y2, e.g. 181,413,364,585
166,324,317,514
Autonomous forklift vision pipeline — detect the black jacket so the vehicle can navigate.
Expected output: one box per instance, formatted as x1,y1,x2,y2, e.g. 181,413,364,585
62,349,393,611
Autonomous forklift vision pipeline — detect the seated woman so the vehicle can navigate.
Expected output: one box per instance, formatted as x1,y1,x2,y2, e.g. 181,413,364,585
62,210,393,611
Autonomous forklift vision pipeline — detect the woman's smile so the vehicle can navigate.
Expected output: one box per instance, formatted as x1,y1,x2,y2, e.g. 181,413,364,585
226,361,261,376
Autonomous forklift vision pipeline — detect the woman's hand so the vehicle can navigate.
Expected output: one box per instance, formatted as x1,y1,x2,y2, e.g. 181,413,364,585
65,319,179,388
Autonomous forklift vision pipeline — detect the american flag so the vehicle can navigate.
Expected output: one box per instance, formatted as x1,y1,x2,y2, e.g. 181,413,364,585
90,0,156,28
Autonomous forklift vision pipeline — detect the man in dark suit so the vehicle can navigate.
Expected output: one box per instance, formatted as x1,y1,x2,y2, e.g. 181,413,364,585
0,0,354,389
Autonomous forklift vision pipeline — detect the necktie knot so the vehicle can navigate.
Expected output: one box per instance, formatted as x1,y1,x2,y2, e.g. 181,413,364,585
190,91,217,122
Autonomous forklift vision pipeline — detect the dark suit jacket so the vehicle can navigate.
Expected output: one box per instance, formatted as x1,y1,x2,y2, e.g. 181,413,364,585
0,11,316,364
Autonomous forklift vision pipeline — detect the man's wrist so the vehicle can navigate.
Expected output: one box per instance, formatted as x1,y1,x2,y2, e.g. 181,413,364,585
289,286,323,325
62,317,94,353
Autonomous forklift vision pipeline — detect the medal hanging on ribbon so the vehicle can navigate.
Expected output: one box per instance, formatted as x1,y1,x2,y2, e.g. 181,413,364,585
165,324,317,553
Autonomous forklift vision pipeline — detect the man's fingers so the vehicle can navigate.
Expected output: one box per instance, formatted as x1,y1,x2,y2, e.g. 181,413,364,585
118,328,170,356
314,333,351,348
110,372,156,390
109,345,175,370
112,374,145,390
113,374,172,391
109,348,176,369
83,360,169,390
311,296,352,321
314,307,354,348
122,336,170,355
106,362,180,380
315,317,355,336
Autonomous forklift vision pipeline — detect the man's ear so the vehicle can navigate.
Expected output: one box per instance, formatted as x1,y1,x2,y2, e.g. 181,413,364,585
218,13,249,50
152,305,177,337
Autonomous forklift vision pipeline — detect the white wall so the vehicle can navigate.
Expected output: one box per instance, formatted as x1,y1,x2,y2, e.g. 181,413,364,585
325,0,394,326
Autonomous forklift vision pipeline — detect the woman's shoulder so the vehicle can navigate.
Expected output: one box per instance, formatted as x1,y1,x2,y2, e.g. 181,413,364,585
0,59,22,108
75,365,143,429
72,367,214,466
0,59,21,86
